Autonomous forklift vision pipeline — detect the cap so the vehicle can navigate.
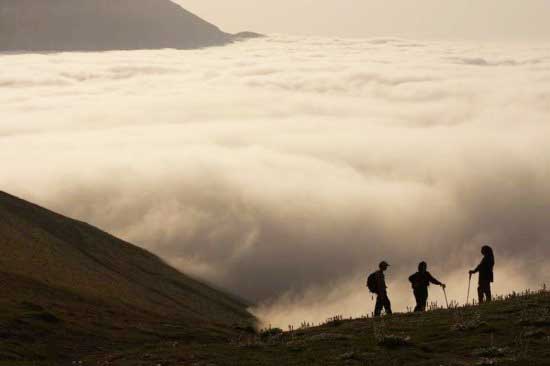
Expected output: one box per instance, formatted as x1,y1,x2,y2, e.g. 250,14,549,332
379,261,390,268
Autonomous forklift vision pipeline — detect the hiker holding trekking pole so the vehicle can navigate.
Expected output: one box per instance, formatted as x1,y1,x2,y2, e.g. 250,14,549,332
408,261,446,312
469,245,495,304
367,261,393,317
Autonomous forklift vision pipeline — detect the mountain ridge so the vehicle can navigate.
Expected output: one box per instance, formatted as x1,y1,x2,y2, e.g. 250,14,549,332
0,0,257,52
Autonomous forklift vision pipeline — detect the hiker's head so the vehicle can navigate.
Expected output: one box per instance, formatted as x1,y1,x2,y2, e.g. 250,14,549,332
379,261,390,271
418,261,427,272
481,245,494,258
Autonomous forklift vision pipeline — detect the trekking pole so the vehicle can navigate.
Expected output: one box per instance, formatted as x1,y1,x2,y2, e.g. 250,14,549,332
466,273,472,306
442,286,449,309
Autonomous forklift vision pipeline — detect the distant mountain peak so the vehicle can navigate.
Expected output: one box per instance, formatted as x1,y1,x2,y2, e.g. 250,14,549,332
0,0,252,52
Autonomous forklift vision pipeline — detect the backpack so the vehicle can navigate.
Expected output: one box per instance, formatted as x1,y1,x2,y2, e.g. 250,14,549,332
366,272,378,293
409,272,419,288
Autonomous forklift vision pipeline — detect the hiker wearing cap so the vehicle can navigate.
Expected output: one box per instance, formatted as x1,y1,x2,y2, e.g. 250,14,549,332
366,261,392,317
469,245,495,303
408,261,446,312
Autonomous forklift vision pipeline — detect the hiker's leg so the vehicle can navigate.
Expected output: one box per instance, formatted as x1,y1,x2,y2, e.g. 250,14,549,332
384,296,392,315
374,295,383,317
413,289,423,312
419,289,428,311
477,286,484,303
483,282,492,302
414,298,422,312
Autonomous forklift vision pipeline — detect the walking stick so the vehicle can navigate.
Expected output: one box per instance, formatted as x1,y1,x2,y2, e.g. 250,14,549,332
442,286,449,309
466,273,472,305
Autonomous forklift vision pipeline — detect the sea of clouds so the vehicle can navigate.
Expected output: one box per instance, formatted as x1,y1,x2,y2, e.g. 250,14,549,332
2,35,550,327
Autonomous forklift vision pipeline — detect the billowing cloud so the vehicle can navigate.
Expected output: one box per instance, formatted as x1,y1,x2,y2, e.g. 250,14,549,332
2,36,549,327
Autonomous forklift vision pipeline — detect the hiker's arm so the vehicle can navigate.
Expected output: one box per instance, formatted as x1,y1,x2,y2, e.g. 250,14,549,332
427,273,441,285
427,273,443,286
470,259,483,274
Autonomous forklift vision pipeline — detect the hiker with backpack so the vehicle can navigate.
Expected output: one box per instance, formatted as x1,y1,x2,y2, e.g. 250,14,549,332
408,261,446,312
469,245,495,303
367,261,392,317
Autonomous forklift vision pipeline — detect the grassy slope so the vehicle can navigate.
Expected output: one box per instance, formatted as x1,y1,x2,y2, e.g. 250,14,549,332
0,191,255,362
81,291,550,366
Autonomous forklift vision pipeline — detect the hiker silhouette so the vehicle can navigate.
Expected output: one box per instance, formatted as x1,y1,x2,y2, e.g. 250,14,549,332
470,245,495,303
368,261,392,317
408,261,446,312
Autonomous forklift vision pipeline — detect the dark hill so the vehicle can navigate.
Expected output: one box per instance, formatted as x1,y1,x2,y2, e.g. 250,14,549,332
0,191,255,362
0,0,232,51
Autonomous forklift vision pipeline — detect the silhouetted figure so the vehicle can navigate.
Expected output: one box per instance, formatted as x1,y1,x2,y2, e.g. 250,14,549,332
408,262,446,312
470,245,495,303
368,261,392,317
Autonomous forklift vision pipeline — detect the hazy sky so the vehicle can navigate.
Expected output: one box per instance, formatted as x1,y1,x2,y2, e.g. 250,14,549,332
178,0,550,41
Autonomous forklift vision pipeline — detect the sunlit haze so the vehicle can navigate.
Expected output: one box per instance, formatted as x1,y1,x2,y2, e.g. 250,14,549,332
178,0,550,41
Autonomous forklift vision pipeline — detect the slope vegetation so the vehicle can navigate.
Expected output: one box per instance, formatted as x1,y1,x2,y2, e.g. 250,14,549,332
89,291,550,366
0,191,254,362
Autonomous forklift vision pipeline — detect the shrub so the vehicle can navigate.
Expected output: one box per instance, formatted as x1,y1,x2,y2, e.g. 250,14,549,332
378,334,412,349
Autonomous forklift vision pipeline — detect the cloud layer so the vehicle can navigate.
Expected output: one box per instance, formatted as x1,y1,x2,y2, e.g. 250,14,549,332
2,36,550,326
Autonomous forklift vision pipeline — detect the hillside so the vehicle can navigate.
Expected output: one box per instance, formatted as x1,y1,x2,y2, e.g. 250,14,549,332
0,0,232,51
83,291,550,366
0,191,255,362
2,191,548,366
